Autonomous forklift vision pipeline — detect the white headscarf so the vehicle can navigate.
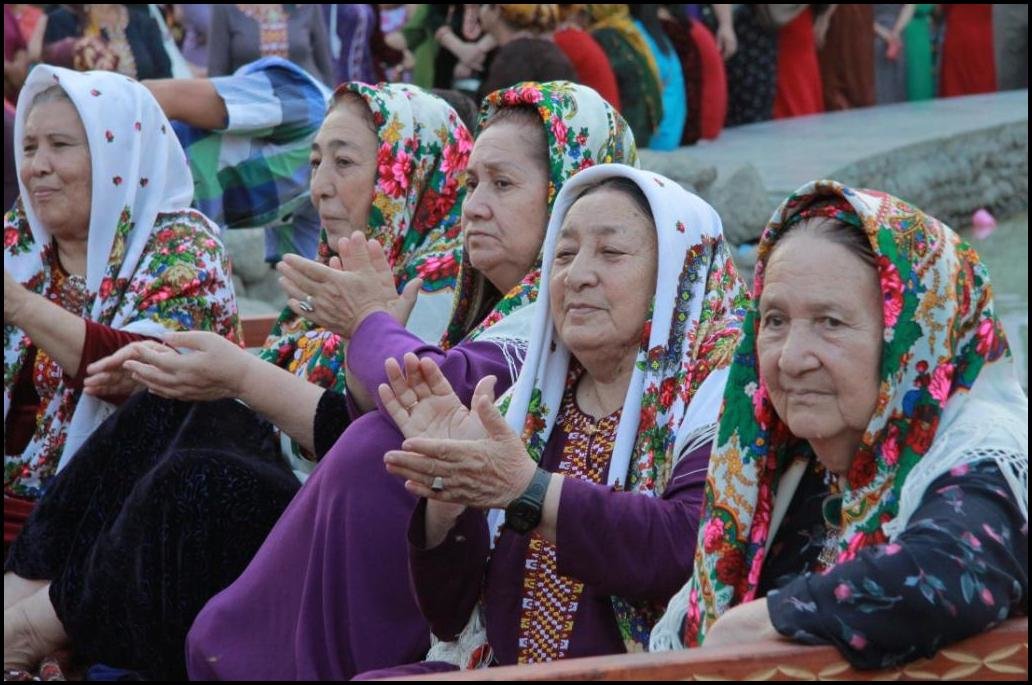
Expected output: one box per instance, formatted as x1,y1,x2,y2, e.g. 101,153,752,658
4,66,238,495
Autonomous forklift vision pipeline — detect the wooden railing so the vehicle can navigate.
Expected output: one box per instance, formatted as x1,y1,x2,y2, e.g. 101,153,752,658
241,314,278,349
391,617,1027,681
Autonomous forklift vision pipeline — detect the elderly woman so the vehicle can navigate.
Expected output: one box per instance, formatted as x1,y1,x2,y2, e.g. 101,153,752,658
3,65,238,553
359,164,748,675
185,81,638,681
651,181,1028,669
3,83,470,680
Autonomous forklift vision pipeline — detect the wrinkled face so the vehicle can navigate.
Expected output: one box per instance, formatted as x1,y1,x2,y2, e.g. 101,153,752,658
20,98,93,241
309,98,379,249
462,119,549,293
549,188,657,366
757,230,884,474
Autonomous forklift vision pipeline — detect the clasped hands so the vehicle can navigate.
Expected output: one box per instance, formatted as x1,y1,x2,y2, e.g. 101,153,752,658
379,352,537,512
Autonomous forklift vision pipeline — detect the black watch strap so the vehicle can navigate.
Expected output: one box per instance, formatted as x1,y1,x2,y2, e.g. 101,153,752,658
503,467,552,534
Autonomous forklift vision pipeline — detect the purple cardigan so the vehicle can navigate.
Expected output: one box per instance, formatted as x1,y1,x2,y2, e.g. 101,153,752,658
408,429,712,664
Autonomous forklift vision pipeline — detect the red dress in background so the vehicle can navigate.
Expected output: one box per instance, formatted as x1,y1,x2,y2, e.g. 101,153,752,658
773,7,824,119
689,19,727,140
940,4,996,97
553,27,622,112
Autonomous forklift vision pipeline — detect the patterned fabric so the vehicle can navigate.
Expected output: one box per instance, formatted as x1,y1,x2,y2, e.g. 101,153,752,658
236,4,289,58
672,180,1027,648
174,57,331,235
497,164,748,653
585,5,660,83
764,460,1027,669
83,5,137,78
518,374,620,663
442,80,639,349
258,83,471,460
497,5,561,32
4,66,239,499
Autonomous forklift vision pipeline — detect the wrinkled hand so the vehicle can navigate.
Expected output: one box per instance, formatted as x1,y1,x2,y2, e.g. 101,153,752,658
379,352,493,442
96,331,253,402
277,232,421,336
701,599,781,648
83,340,172,398
383,370,537,511
716,23,738,60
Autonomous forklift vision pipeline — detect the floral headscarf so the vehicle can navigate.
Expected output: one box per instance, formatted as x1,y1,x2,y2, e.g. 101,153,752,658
501,164,748,652
656,180,1027,649
257,83,471,460
441,80,639,351
4,66,239,498
431,165,748,667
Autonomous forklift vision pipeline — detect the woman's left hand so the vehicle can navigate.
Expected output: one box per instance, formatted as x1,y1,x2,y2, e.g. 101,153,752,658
113,330,254,402
702,599,782,648
384,388,537,510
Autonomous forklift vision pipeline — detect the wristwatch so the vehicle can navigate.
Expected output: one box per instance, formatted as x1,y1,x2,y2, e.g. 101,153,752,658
503,467,552,534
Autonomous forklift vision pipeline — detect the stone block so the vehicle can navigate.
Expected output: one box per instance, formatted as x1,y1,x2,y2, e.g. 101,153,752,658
709,165,776,246
637,149,718,195
222,227,271,284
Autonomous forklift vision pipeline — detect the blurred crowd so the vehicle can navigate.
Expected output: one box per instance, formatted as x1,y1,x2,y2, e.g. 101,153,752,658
5,4,1028,150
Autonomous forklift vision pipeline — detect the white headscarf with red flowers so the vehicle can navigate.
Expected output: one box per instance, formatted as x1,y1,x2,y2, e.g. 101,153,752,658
430,164,749,665
5,66,238,498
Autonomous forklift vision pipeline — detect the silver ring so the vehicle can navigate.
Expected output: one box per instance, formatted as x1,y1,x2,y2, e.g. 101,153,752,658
298,295,315,313
430,476,445,492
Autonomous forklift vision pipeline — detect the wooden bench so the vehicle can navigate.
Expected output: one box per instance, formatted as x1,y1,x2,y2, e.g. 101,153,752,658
241,314,279,349
391,617,1028,681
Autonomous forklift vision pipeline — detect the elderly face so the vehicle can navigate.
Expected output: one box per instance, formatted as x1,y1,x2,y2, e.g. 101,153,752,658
20,98,92,241
309,98,379,249
462,119,549,293
549,188,657,368
757,230,883,475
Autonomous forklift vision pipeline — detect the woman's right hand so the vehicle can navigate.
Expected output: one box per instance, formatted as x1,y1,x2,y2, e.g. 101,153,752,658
716,22,738,60
277,232,422,337
378,352,493,443
379,353,491,532
87,331,254,403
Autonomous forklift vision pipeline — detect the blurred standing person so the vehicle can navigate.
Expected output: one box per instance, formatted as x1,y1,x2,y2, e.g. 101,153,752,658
207,4,333,87
772,5,824,118
42,4,172,80
322,4,404,85
380,4,414,81
903,3,936,100
476,5,575,102
553,4,622,111
390,5,440,89
178,4,211,76
631,4,686,150
712,4,778,127
586,4,663,147
873,4,914,104
4,6,30,105
8,4,46,66
818,4,876,111
992,4,1028,91
940,4,996,97
383,5,492,96
658,5,727,144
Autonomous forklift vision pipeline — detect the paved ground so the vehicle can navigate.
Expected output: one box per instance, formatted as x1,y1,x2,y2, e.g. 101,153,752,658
679,90,1028,203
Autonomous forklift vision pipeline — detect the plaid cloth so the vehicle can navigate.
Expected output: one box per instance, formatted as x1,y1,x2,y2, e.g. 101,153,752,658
172,57,332,261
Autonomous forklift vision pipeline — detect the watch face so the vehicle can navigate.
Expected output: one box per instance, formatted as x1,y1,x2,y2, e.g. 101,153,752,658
507,500,537,532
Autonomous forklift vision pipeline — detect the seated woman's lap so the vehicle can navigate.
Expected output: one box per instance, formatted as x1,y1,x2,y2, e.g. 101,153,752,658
187,409,433,680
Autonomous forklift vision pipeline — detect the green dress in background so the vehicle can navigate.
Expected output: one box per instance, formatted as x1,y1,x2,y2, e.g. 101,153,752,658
904,3,936,100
